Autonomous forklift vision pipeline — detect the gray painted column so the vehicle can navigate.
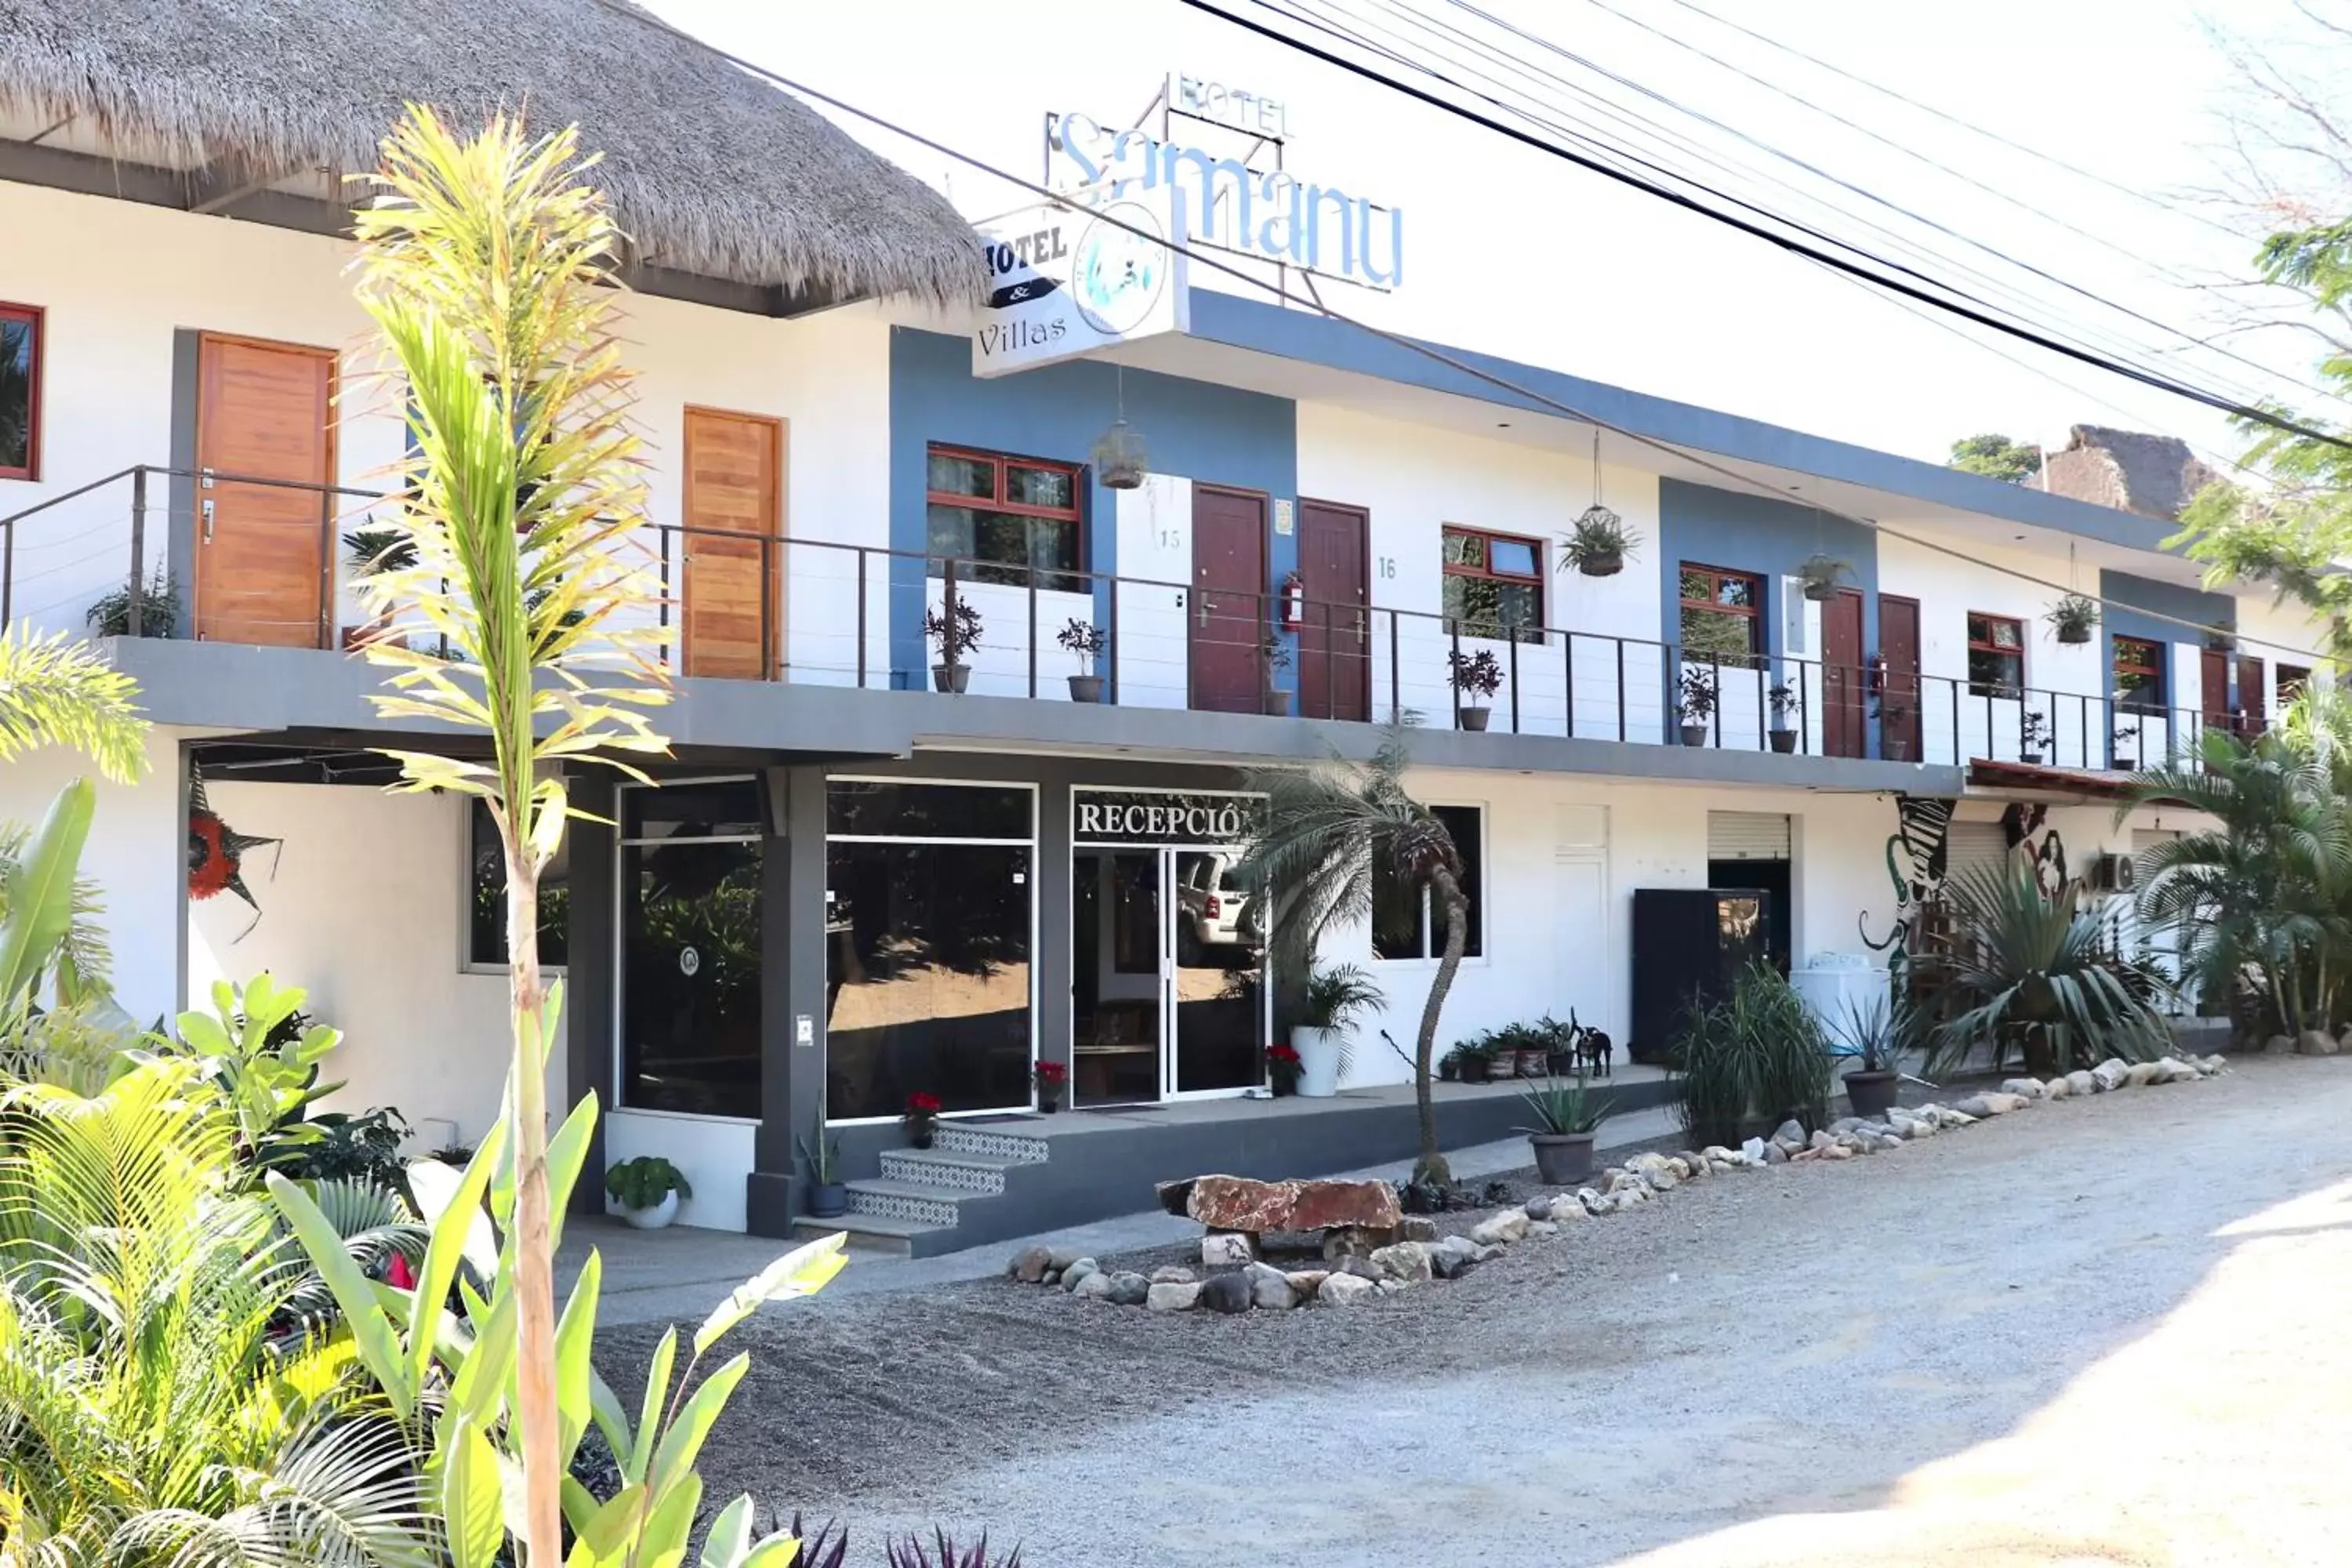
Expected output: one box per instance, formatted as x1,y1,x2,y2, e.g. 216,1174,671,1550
747,764,829,1236
1034,779,1073,1075
563,776,615,1217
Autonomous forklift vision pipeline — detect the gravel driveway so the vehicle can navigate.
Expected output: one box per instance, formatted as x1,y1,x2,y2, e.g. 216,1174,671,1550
602,1055,2352,1566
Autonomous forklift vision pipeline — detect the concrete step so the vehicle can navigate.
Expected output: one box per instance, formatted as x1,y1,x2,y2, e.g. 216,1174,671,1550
844,1177,978,1229
879,1146,1026,1194
932,1123,1052,1164
789,1210,942,1258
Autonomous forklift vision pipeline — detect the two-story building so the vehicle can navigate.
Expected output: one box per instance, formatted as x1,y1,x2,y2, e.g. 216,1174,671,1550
2,6,2320,1252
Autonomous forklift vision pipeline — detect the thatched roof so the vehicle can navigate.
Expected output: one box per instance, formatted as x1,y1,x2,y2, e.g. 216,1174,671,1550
2042,425,2220,523
0,0,984,309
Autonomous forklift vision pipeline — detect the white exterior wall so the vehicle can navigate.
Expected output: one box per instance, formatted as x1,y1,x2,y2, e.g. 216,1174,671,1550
1295,405,1668,736
1307,769,1898,1091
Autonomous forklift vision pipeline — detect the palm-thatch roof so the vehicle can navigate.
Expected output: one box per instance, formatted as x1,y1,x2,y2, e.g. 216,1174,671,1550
0,0,983,310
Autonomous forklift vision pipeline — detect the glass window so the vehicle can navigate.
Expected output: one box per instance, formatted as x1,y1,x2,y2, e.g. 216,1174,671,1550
1441,526,1544,644
1371,803,1484,960
826,779,1033,840
2279,664,2311,706
467,798,568,968
1679,564,1762,666
618,782,762,1116
925,445,1084,590
1966,612,2025,697
0,304,39,481
2114,635,2165,708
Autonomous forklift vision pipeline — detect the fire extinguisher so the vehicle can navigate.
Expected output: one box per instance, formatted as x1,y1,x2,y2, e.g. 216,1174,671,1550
1279,571,1305,631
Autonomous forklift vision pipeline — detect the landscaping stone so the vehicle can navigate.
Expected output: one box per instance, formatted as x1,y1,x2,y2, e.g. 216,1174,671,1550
2066,1069,2098,1096
1073,1270,1116,1302
1523,1195,1554,1221
1011,1246,1053,1284
1284,1269,1330,1298
2092,1058,2132,1091
2265,1033,2296,1056
1528,1219,1559,1236
1146,1281,1201,1312
2125,1061,2166,1087
1321,1225,1401,1261
2158,1058,2203,1083
1818,1145,1854,1160
1041,1270,1059,1288
1576,1186,1608,1214
1047,1246,1086,1270
1472,1210,1530,1247
2001,1077,2045,1099
1761,1139,1789,1162
1244,1261,1297,1308
1200,1232,1255,1269
1197,1272,1254,1314
1319,1272,1377,1306
1150,1265,1196,1285
1334,1256,1381,1281
1809,1130,1837,1151
1103,1271,1150,1306
1399,1216,1439,1243
1370,1241,1435,1283
1552,1196,1589,1220
2296,1030,2339,1057
2043,1076,2070,1099
1185,1174,1403,1233
1429,1236,1481,1279
1772,1119,1806,1146
1062,1258,1099,1291
1610,1188,1650,1211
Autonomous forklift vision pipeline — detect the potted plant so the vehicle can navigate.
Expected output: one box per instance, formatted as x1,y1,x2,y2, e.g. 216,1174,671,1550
1033,1058,1068,1113
902,1091,943,1149
924,598,982,693
798,1112,847,1218
1517,1072,1609,1185
1265,1040,1304,1095
2020,710,2050,763
1677,664,1718,746
1447,646,1504,731
1292,960,1384,1098
1453,1034,1496,1083
2205,622,2238,653
1766,684,1800,753
1538,1014,1579,1077
1438,1043,1462,1083
1798,554,1848,603
1057,617,1108,703
1878,705,1915,762
2048,593,2098,645
1836,992,1910,1120
604,1155,692,1230
1261,632,1293,715
1563,503,1635,578
85,565,178,640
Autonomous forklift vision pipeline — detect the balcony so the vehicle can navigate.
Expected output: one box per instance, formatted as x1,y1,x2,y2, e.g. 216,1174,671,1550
1,463,2260,779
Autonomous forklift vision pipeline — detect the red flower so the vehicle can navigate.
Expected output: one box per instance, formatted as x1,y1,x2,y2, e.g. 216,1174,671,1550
906,1092,942,1115
387,1251,416,1290
1265,1044,1301,1063
1033,1061,1068,1083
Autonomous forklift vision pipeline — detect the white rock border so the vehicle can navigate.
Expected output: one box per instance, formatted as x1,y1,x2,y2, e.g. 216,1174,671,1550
1001,1054,2230,1311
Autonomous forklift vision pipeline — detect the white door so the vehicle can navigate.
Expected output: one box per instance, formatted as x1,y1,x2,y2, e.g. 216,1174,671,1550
1554,854,1612,1045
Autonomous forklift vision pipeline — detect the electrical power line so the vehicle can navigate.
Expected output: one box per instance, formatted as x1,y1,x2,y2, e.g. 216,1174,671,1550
582,0,2334,665
1179,0,2352,459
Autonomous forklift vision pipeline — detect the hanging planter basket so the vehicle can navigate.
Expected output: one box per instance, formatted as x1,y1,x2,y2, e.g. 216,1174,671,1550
1566,503,1632,578
1798,554,1849,603
1094,418,1147,492
2049,593,2099,645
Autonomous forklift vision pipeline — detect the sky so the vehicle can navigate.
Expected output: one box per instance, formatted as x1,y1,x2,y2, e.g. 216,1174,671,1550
648,0,2339,474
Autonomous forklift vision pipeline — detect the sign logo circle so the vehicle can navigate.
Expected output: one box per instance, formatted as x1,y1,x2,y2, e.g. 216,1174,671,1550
1070,201,1169,336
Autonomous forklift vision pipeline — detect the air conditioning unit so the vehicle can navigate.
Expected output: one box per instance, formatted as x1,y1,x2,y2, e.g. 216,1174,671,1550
2089,852,2137,893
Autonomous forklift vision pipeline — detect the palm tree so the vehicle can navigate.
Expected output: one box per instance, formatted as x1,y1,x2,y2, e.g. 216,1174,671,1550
2124,727,2350,1035
343,107,670,1565
0,625,146,783
1239,724,1465,1185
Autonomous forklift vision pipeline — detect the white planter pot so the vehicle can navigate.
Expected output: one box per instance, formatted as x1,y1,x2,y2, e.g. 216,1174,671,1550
1293,1025,1344,1098
620,1189,680,1230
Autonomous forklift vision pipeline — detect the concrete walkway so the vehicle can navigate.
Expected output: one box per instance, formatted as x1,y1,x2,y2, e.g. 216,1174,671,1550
565,1102,1685,1327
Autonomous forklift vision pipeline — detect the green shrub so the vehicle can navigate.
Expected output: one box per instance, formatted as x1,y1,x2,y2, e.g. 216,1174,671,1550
1671,964,1835,1145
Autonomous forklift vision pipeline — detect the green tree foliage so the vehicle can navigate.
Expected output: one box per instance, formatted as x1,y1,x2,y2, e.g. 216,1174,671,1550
1947,433,2044,485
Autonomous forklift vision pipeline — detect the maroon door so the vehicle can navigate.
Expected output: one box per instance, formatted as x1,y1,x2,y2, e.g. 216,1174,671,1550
2237,654,2267,739
2201,648,2230,740
1878,593,1922,761
1190,485,1268,714
1296,499,1370,722
1820,587,1866,758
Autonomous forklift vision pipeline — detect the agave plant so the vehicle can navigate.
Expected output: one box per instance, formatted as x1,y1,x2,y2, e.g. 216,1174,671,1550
1926,858,2174,1076
885,1530,1024,1568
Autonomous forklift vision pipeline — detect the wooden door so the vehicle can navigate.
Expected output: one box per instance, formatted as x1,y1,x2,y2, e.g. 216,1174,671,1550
2236,654,2267,739
681,407,785,680
1296,499,1369,721
194,334,336,647
1878,593,1922,761
2201,648,2230,739
1189,485,1266,713
1820,587,1866,758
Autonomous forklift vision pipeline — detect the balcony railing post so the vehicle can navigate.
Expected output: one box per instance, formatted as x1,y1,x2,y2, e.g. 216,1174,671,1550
760,535,775,681
1563,631,1576,739
316,484,335,650
1711,655,1724,746
1323,599,1336,720
1388,609,1399,722
1027,570,1038,700
1508,627,1520,734
1449,618,1462,729
855,547,868,690
128,467,147,637
942,555,958,693
1108,577,1120,706
1798,656,1810,754
1617,638,1628,743
658,524,673,670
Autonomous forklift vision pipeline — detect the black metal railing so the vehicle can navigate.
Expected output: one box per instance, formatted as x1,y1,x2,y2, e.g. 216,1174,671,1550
0,463,2262,773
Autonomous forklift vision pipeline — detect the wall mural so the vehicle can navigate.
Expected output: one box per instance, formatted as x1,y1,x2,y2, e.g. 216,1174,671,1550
187,769,281,940
1860,793,1956,979
2000,801,2070,897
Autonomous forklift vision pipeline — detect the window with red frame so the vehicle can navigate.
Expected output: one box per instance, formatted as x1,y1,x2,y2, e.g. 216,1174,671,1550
2114,634,2165,708
1442,525,1545,643
1965,612,2025,696
925,445,1084,591
1679,563,1763,667
0,303,41,481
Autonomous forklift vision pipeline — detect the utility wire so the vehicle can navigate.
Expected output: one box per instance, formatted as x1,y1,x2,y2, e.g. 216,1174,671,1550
1178,0,2352,459
580,0,2332,665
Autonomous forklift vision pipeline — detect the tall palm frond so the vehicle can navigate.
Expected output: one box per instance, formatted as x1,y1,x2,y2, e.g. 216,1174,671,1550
0,626,147,785
0,820,111,1002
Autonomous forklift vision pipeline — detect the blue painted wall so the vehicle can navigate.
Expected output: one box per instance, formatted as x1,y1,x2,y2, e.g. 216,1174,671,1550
2100,568,2234,710
887,328,1298,688
1657,477,1879,654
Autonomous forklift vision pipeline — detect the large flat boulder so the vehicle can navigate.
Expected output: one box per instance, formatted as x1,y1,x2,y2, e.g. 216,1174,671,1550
1184,1174,1403,1234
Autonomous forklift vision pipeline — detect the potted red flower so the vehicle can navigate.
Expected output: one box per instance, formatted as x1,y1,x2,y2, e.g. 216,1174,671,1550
902,1091,943,1149
1265,1042,1304,1096
1033,1059,1068,1113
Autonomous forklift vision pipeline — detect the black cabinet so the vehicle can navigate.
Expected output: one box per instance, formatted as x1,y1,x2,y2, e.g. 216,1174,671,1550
1630,888,1773,1063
